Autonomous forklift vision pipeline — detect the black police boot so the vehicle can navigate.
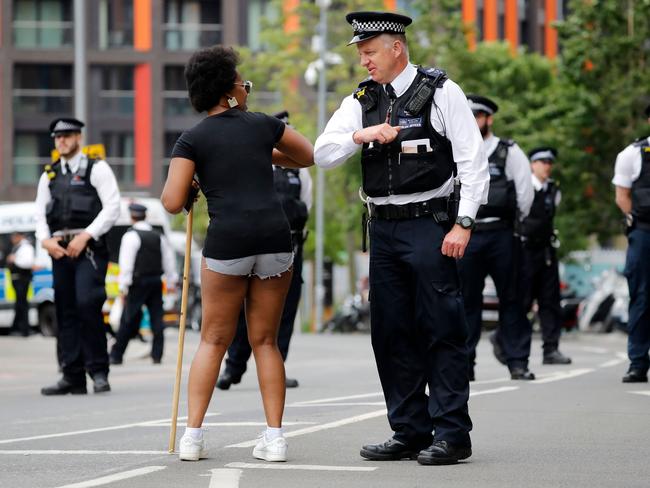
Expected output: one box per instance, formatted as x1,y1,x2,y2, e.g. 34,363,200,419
41,377,87,396
417,440,472,465
489,331,507,365
510,367,536,380
360,438,422,461
285,377,299,388
543,350,572,365
216,371,242,390
622,370,648,383
92,373,111,393
109,356,123,366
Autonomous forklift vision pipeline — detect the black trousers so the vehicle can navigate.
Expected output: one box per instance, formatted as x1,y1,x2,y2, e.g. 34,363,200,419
52,250,109,384
224,243,303,378
369,217,472,448
625,228,650,373
11,276,31,335
521,245,563,354
111,277,165,362
457,228,532,369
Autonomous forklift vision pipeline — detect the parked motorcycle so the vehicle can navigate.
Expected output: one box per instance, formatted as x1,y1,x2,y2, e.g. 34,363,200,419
577,269,628,333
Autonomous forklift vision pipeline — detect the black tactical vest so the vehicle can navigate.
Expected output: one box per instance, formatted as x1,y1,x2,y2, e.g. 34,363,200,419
520,180,557,246
132,228,163,281
45,158,103,232
631,138,650,225
273,167,308,232
354,67,455,197
476,139,517,221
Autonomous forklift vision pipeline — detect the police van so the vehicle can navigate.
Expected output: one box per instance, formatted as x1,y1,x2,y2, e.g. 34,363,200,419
0,197,183,335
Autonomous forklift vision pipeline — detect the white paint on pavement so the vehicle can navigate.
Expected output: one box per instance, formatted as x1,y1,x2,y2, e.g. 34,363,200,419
532,368,594,384
226,462,377,472
0,450,167,455
576,346,609,354
470,386,519,396
288,402,386,407
598,357,627,368
54,466,166,488
209,468,242,488
628,391,650,397
140,421,316,427
289,392,382,406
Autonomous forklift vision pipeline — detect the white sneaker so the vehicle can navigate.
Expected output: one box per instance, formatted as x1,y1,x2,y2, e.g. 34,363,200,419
179,433,207,461
253,434,288,462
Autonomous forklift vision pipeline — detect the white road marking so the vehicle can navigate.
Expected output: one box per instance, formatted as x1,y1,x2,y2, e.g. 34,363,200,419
288,402,386,407
0,450,167,455
598,357,627,368
140,421,316,427
576,346,609,354
628,391,650,397
471,377,512,385
532,368,594,384
209,468,242,488
470,386,519,396
0,413,220,445
226,462,377,472
289,392,382,406
53,466,166,488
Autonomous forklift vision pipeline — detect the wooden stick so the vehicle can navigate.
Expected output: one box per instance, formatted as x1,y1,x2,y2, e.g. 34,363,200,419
168,207,193,453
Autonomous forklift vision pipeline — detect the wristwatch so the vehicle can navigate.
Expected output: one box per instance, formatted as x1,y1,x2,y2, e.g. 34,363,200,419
455,216,475,230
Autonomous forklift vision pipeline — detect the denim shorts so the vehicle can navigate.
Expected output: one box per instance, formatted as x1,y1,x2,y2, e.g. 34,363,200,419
205,252,293,279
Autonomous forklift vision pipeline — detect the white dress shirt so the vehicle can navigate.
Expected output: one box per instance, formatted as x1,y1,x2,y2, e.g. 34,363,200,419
299,168,313,211
479,134,534,221
35,152,121,241
314,63,489,219
612,136,649,188
532,174,561,207
11,238,35,270
118,221,179,293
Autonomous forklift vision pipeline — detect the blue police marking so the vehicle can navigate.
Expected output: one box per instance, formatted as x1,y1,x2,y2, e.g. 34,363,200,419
398,117,423,129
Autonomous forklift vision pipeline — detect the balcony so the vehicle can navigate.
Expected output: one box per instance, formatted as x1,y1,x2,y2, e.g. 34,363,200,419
13,89,74,115
163,23,222,50
13,20,73,48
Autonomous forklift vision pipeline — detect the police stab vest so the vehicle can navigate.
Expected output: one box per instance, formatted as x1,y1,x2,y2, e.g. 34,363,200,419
354,67,455,197
520,180,557,246
273,167,308,232
45,158,103,232
631,138,650,225
132,228,163,281
476,139,517,221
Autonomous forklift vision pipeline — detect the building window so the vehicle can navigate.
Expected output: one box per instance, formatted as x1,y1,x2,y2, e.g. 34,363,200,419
98,0,134,49
246,0,274,51
13,64,73,114
164,0,222,50
95,66,134,114
163,131,183,181
163,66,193,115
13,0,73,48
13,132,52,185
102,132,134,183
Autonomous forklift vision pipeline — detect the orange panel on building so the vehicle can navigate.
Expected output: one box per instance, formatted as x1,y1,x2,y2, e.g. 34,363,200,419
283,0,300,34
483,0,498,41
505,0,518,54
134,64,152,186
545,0,558,59
462,0,477,50
384,0,397,10
134,0,152,51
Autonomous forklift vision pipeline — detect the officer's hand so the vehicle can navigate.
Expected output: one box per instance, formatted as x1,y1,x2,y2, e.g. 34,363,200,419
353,124,401,145
441,225,471,259
42,238,68,260
6,254,15,265
67,232,93,259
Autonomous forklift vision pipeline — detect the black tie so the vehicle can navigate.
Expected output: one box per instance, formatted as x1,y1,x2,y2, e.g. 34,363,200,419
63,161,70,174
386,83,397,100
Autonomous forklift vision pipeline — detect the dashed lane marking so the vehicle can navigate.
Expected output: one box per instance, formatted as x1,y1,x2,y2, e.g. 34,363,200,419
140,421,316,427
209,468,243,488
532,368,594,384
598,357,627,368
53,466,166,488
225,462,377,472
288,402,386,407
289,392,383,406
0,450,167,455
628,391,650,397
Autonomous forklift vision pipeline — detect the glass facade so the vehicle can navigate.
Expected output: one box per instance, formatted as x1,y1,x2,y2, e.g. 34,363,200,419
13,132,52,185
13,0,73,48
163,66,193,115
98,0,134,49
13,64,73,114
102,132,135,183
95,66,135,115
164,0,222,50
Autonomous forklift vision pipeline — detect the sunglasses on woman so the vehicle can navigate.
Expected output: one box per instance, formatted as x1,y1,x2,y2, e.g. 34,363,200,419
235,80,253,94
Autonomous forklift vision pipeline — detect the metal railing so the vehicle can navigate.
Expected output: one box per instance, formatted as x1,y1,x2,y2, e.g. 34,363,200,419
13,89,74,114
13,20,74,48
163,23,222,50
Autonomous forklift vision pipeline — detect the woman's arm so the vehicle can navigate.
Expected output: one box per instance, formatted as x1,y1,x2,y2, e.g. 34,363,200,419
274,126,314,168
161,157,196,214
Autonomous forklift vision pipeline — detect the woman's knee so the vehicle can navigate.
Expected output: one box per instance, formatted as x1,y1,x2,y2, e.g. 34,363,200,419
248,333,278,350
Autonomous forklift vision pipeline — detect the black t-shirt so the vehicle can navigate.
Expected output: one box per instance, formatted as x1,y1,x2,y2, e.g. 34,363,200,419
172,109,290,260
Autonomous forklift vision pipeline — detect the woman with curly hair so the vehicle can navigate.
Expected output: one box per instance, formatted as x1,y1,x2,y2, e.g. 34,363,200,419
161,45,313,462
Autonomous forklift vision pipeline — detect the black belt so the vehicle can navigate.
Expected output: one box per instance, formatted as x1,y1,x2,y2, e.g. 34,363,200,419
369,197,449,221
474,220,513,232
635,220,650,231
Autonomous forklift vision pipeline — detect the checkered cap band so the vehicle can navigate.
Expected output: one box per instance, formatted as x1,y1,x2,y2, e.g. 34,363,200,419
468,101,494,115
52,120,82,133
352,19,406,34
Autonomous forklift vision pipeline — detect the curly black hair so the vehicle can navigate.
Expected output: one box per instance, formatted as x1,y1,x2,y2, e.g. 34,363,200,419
184,45,240,113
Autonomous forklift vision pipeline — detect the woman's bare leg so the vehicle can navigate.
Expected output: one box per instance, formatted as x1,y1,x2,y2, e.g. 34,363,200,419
246,269,293,428
186,260,248,428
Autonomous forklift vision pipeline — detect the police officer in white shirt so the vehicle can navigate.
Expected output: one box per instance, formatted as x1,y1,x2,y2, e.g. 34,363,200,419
110,203,178,365
37,118,121,395
7,231,35,336
519,147,571,365
315,11,489,465
613,103,650,383
459,95,535,382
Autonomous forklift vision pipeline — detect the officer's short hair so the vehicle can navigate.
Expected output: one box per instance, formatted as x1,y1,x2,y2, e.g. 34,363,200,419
185,45,240,113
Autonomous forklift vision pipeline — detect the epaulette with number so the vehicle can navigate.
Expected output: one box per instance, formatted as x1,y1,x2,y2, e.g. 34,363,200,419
44,160,59,180
632,136,649,147
353,77,378,109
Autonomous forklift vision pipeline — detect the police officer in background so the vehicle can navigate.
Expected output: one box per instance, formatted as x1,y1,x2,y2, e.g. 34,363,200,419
519,147,572,365
217,110,312,390
459,95,534,381
613,103,650,383
37,118,121,395
109,203,178,365
315,12,489,465
7,231,35,337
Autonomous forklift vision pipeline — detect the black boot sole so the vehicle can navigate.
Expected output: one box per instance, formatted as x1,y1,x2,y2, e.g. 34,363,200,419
41,387,87,396
360,448,419,461
417,449,472,465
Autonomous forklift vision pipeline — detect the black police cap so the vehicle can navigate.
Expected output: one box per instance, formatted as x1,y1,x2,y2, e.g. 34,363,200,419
273,110,290,124
128,203,147,218
529,146,558,162
466,94,499,115
345,11,412,45
49,117,85,137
